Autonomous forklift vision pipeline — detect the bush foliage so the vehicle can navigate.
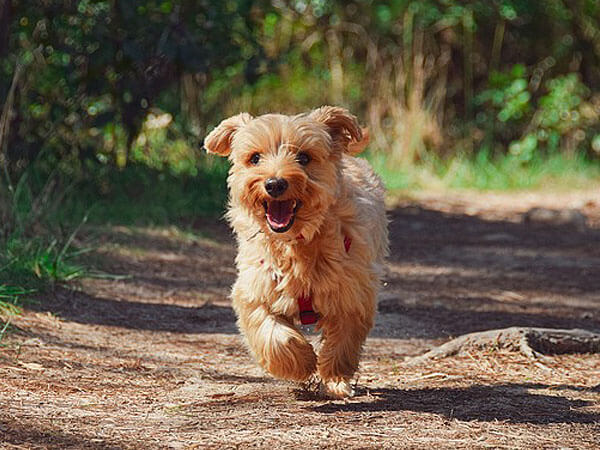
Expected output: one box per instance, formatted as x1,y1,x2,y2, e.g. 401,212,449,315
1,0,599,191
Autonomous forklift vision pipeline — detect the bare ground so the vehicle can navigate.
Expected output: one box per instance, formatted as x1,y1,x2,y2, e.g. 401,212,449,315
1,190,600,449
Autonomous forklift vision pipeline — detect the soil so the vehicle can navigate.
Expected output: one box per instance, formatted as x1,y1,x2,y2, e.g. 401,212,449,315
1,190,600,449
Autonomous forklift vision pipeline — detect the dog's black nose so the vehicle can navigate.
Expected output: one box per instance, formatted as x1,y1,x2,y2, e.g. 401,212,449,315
265,177,288,198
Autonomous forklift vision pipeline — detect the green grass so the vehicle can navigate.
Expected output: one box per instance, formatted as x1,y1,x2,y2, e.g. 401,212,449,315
368,150,600,192
0,231,89,331
58,160,229,226
1,235,87,284
0,232,90,340
0,285,32,341
0,164,93,336
0,285,27,316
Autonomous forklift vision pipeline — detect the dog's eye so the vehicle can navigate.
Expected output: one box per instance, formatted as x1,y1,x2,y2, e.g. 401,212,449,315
296,152,311,166
249,153,261,165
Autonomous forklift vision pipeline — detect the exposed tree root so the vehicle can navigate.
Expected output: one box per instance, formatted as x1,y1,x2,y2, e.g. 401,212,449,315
407,327,600,366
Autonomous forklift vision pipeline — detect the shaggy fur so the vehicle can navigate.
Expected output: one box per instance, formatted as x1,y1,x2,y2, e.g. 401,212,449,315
205,106,388,398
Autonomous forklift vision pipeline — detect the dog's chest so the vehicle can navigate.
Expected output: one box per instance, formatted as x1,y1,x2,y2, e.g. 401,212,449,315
251,236,353,317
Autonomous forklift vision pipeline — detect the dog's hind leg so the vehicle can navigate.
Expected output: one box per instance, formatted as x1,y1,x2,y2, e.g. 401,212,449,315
235,301,317,381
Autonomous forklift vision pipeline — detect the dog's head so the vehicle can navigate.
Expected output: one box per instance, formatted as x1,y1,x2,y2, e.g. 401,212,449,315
204,106,368,238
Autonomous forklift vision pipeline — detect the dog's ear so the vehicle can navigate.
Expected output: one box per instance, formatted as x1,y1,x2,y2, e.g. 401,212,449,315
204,113,253,157
309,106,367,154
348,127,370,155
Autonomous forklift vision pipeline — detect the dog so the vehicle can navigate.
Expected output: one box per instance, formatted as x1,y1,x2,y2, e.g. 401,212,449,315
204,106,388,398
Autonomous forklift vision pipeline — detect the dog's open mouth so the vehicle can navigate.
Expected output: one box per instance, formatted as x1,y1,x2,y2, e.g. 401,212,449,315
263,199,301,233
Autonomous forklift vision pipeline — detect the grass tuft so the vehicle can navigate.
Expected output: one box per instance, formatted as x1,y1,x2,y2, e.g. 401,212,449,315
0,285,29,341
368,150,600,192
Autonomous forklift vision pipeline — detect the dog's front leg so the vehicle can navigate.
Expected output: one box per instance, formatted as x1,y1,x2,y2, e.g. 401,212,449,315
317,309,374,398
235,299,317,381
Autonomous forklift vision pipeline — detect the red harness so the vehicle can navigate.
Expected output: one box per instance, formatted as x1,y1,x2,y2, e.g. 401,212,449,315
297,234,352,325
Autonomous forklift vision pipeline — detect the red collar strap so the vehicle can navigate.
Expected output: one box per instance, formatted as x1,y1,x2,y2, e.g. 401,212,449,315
297,234,352,325
298,294,319,325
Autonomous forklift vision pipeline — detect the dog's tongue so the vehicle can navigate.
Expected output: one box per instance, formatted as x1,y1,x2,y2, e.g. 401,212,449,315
267,200,294,227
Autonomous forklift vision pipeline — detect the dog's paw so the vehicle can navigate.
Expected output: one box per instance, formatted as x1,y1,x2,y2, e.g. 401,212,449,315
321,379,355,399
265,337,317,382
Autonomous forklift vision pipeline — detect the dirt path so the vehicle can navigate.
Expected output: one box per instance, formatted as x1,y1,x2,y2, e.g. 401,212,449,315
2,191,600,449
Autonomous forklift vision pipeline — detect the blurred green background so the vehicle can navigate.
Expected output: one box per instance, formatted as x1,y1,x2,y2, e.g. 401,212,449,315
2,1,600,311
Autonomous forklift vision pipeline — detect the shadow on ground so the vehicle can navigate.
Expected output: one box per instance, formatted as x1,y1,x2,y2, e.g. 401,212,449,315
375,206,600,338
387,206,600,295
28,287,237,334
311,383,600,424
0,419,126,450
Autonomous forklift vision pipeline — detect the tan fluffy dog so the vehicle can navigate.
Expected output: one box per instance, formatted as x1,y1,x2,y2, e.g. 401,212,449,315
205,106,388,398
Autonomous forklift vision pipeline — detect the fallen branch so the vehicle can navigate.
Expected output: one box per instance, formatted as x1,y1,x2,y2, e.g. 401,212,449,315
407,327,600,366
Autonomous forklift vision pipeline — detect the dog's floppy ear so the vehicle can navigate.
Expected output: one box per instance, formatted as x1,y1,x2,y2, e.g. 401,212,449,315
204,113,253,157
309,106,367,154
348,127,370,155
